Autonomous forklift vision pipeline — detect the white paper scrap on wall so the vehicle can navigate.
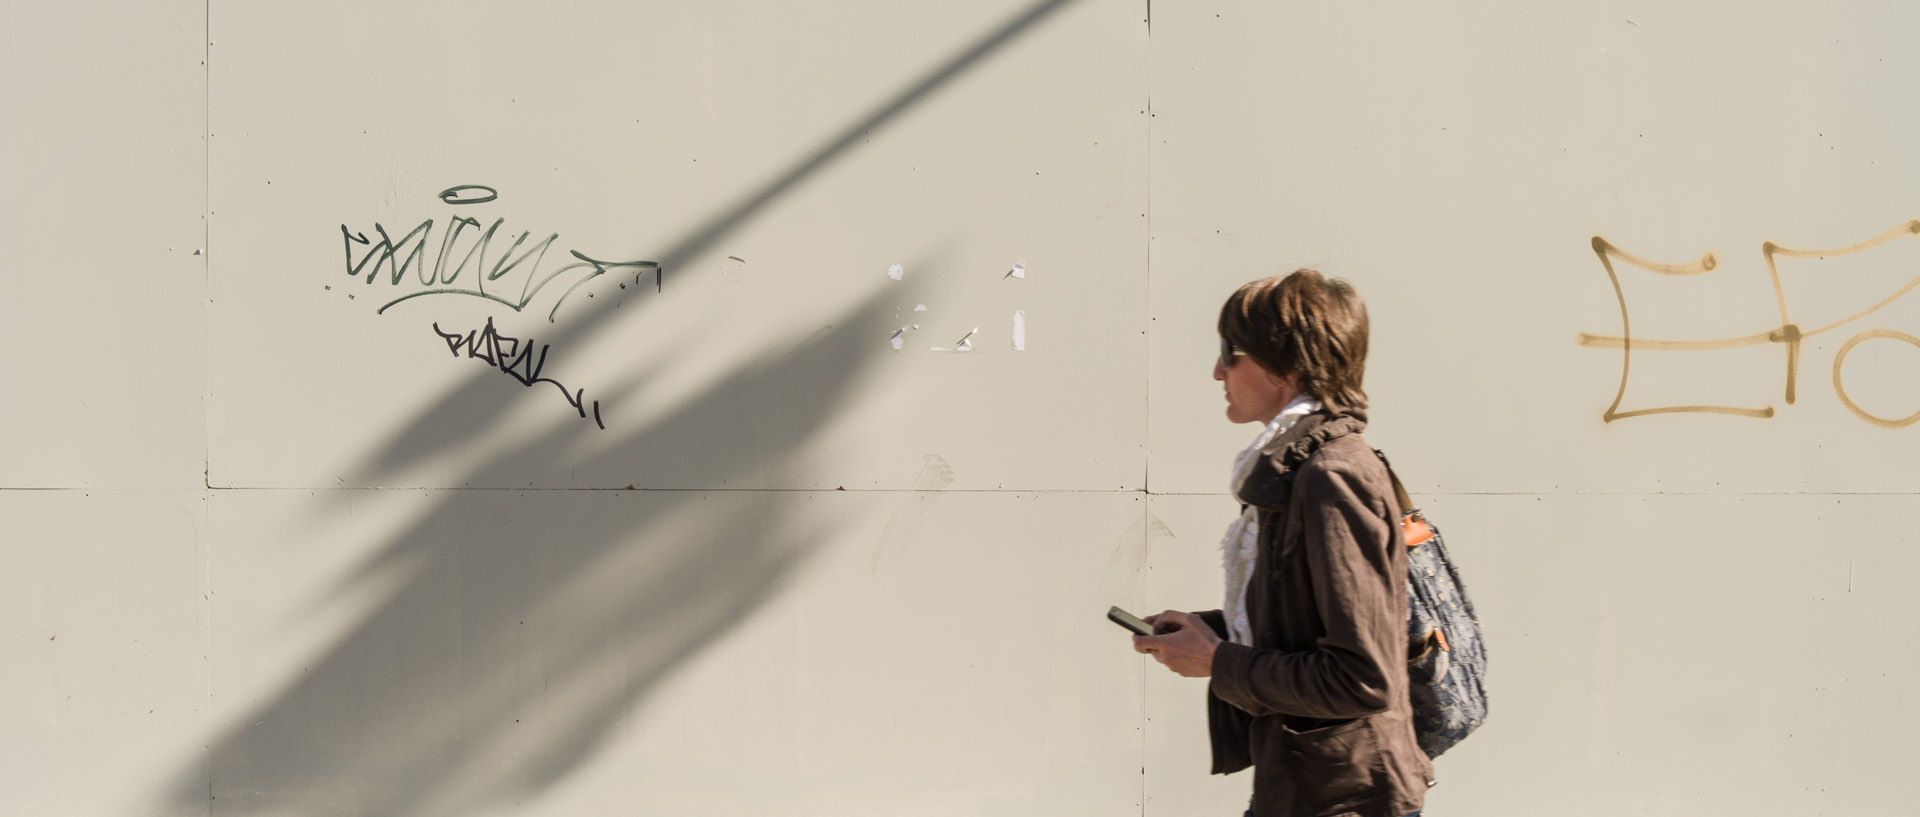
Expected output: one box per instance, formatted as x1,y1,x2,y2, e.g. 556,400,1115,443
888,264,904,281
1009,261,1026,279
1013,310,1026,351
914,304,927,312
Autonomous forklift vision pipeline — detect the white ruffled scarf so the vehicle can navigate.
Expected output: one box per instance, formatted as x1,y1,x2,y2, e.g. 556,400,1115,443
1221,395,1322,646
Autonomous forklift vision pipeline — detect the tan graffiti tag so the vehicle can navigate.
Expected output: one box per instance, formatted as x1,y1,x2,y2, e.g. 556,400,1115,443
1581,219,1920,428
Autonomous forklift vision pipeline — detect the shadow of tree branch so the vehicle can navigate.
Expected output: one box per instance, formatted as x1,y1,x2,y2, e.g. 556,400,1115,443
154,1,1085,814
174,290,890,817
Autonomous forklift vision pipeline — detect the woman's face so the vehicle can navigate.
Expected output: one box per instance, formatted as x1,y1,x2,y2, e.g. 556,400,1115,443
1213,348,1300,425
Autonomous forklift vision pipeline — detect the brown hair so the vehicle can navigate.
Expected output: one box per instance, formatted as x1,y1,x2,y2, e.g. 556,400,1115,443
1217,269,1370,412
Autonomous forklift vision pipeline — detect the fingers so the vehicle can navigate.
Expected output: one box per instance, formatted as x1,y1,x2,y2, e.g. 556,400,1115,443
1159,610,1201,628
1148,610,1200,635
1134,634,1177,669
1133,612,1211,676
1135,628,1186,653
1140,611,1203,635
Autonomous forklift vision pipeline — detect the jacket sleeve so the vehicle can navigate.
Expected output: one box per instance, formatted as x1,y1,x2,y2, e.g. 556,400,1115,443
1207,461,1400,720
1196,609,1228,637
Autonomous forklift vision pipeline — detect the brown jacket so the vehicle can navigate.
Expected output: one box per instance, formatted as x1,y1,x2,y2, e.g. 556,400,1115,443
1202,410,1434,817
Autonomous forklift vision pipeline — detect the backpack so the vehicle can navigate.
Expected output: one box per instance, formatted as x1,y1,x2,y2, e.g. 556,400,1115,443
1376,450,1488,759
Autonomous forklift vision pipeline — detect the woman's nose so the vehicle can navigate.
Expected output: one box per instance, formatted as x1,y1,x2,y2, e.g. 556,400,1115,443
1212,358,1227,381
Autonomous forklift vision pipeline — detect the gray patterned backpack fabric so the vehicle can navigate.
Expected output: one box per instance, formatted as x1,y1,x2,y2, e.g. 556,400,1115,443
1377,451,1488,759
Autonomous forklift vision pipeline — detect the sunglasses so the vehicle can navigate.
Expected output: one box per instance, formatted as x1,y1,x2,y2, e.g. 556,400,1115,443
1220,338,1248,368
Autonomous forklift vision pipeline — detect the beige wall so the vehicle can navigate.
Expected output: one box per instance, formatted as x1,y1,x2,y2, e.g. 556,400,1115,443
6,1,1920,814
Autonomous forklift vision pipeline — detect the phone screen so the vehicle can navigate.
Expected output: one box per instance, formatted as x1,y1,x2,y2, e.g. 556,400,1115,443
1107,606,1154,636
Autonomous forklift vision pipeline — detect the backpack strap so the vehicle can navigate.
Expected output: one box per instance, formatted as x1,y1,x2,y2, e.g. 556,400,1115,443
1374,449,1435,547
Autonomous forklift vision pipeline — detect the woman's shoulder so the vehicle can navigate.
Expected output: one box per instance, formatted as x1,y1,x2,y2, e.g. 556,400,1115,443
1291,434,1391,495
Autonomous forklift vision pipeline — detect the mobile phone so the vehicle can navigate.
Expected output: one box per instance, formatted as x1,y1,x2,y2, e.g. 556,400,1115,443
1107,606,1155,636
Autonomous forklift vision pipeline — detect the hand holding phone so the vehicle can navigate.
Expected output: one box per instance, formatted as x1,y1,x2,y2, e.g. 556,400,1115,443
1107,606,1156,636
1123,609,1220,678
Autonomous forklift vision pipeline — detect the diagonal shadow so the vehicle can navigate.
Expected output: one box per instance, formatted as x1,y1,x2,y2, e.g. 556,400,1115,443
339,0,1082,488
172,286,898,817
155,1,1085,814
357,0,1086,461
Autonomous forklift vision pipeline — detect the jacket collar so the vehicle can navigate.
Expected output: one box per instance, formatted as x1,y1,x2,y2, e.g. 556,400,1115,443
1237,408,1369,511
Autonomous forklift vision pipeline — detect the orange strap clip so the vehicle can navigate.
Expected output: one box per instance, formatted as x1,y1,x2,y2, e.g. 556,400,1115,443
1401,512,1435,547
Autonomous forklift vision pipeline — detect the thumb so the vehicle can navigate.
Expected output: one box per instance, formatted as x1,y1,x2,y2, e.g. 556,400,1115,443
1155,610,1196,631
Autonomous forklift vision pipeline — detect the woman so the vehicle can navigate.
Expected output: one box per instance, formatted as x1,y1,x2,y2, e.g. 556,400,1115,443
1133,270,1433,817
